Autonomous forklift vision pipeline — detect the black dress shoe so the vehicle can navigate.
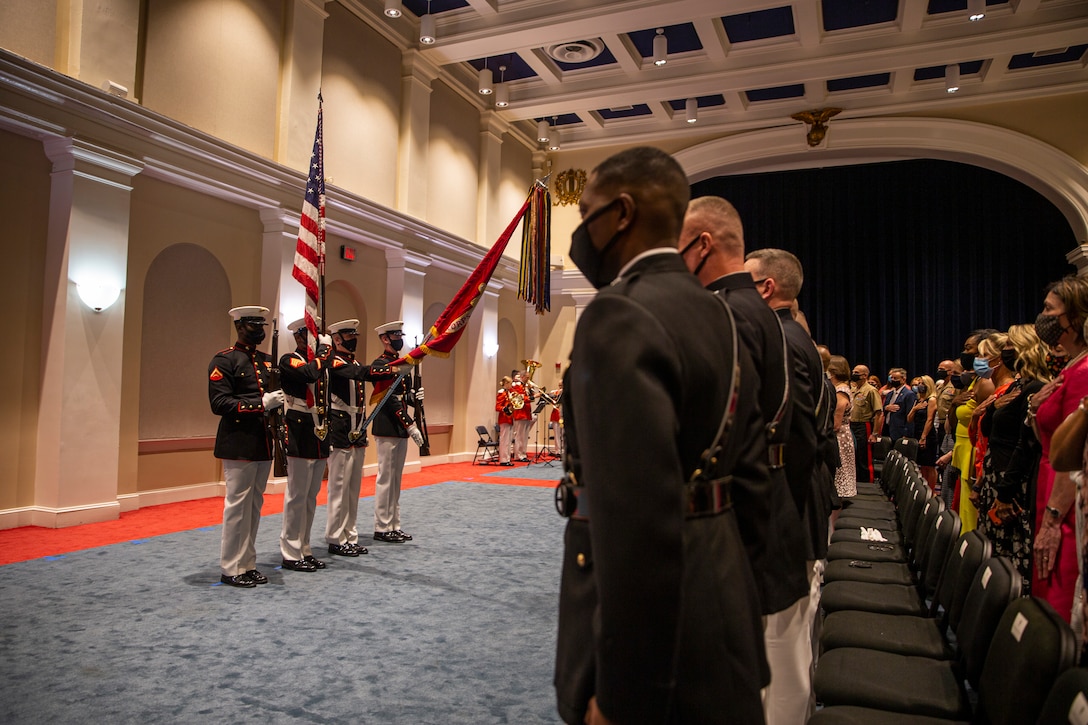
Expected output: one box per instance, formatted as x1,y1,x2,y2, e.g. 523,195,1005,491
373,530,406,543
499,461,514,467
281,558,318,572
328,543,360,557
220,574,256,588
393,529,413,541
304,556,327,569
517,457,530,463
349,543,369,555
246,569,269,584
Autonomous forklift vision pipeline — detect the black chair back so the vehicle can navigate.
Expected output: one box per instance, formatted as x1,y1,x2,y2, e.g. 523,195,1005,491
976,597,1077,725
893,436,919,462
934,529,992,627
920,508,960,598
1035,666,1088,725
957,557,1023,688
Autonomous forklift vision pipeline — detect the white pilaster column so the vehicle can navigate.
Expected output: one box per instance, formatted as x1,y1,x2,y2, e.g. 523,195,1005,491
277,0,329,169
36,137,142,526
259,206,298,358
383,249,431,343
477,112,506,245
396,52,441,219
463,285,501,452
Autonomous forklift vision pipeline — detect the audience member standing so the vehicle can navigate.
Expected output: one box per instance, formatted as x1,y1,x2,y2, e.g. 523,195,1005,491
882,368,917,441
680,195,808,725
827,355,856,529
849,364,883,482
208,305,282,588
554,147,766,724
1028,276,1088,626
908,375,939,489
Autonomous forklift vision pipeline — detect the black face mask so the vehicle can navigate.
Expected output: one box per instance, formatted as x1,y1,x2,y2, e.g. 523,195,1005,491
889,378,903,388
570,198,626,289
958,351,975,370
850,372,862,382
1035,312,1067,348
238,322,266,346
1000,348,1019,372
390,338,404,352
934,369,948,382
340,336,358,353
679,235,707,277
950,373,965,389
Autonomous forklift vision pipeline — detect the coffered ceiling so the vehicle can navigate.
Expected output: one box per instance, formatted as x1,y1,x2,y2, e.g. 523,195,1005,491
343,0,1088,151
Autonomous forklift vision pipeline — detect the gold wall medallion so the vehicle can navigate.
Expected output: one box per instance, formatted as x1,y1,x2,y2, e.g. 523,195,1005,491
553,168,586,206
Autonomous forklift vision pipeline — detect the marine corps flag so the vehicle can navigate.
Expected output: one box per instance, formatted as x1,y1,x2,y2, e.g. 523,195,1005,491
392,181,549,366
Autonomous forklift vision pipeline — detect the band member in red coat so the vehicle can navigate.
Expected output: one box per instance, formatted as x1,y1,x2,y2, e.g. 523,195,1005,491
510,370,534,462
495,376,515,466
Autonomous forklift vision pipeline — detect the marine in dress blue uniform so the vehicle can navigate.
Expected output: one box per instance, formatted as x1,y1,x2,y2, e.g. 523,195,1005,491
208,305,283,588
278,317,333,572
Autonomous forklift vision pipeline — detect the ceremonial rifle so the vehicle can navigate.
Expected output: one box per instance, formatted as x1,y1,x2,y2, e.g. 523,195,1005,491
267,318,289,477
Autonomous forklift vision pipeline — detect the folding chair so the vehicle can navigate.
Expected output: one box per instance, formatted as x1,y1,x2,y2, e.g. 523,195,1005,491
472,425,500,464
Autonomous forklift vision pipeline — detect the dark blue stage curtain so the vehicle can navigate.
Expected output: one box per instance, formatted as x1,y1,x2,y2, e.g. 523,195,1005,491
691,159,1077,381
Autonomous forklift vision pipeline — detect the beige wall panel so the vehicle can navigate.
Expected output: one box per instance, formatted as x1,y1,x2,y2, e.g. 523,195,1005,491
141,0,282,157
320,2,400,207
497,137,532,259
428,80,479,242
138,448,220,490
0,130,48,510
0,0,57,67
77,0,141,94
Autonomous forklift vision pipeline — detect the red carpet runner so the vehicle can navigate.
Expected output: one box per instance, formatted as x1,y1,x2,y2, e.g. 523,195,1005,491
0,461,551,566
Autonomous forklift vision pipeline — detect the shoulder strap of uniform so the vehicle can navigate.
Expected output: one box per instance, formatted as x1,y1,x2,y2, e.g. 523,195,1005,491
767,312,791,439
692,294,740,483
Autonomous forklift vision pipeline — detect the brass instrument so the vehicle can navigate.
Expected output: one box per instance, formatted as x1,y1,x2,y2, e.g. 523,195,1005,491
521,359,557,405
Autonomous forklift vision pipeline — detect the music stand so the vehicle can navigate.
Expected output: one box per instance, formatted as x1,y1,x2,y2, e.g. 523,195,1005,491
532,398,558,465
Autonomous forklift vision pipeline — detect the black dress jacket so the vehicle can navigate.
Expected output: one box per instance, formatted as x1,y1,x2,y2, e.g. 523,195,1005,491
555,252,767,725
279,348,330,459
709,273,809,614
777,309,834,560
208,342,273,461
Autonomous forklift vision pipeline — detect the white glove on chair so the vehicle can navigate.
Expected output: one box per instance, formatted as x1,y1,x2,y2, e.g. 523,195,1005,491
407,423,425,447
262,390,285,410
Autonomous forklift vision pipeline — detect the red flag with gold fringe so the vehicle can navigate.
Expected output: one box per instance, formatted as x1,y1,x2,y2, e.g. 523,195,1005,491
393,182,550,367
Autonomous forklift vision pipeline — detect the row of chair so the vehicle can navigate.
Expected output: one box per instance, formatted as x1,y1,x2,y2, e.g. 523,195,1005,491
810,450,1081,724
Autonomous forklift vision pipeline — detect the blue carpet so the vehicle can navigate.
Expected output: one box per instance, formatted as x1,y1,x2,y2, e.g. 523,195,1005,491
0,482,566,724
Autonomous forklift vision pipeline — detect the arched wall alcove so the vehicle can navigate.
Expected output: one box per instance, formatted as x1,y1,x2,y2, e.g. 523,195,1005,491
139,243,231,442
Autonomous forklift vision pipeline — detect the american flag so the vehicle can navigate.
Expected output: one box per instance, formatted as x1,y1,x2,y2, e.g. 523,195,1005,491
291,93,325,357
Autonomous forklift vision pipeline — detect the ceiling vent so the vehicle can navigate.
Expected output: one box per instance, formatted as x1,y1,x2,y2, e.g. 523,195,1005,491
546,39,605,64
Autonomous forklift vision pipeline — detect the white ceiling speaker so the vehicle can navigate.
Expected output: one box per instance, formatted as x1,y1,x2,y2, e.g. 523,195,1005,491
546,39,605,64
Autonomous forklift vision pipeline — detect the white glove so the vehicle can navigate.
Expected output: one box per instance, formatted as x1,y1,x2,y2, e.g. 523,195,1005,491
262,390,285,410
318,334,332,348
414,386,425,402
407,423,425,447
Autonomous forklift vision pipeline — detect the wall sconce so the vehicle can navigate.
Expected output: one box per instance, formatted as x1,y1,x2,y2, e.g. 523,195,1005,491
77,282,122,312
685,98,698,124
945,64,960,94
384,0,402,18
547,117,561,151
483,340,499,358
494,65,509,107
653,28,668,66
536,119,550,143
420,1,436,45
